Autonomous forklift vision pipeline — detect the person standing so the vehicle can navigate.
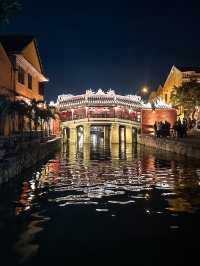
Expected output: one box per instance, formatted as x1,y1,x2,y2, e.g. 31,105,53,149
153,121,158,137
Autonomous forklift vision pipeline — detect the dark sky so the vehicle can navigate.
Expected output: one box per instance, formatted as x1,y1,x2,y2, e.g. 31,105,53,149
1,0,200,102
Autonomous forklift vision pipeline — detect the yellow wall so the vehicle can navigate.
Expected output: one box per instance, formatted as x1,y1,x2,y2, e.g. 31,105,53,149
0,43,14,97
22,41,42,73
0,43,14,136
162,67,182,103
156,66,200,118
15,40,45,101
15,69,43,101
157,66,182,104
15,40,44,101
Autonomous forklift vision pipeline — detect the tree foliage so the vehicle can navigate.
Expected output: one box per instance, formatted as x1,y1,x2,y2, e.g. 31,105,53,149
170,80,200,118
0,96,56,135
0,0,21,24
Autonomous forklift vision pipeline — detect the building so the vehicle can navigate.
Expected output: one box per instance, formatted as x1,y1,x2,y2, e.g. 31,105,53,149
56,89,177,144
156,65,200,104
0,35,48,135
0,35,48,102
0,42,14,98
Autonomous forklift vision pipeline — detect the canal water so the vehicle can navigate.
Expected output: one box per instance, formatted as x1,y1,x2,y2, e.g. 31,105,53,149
0,143,200,266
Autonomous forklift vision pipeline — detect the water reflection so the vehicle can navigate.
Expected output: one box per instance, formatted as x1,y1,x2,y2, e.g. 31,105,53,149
0,143,200,264
15,143,200,215
14,212,50,264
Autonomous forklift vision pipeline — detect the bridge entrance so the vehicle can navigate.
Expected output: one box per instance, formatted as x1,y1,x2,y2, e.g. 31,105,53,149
62,122,139,146
90,125,110,147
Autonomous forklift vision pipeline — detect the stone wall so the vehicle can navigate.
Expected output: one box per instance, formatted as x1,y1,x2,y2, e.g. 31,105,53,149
138,134,200,159
0,137,61,185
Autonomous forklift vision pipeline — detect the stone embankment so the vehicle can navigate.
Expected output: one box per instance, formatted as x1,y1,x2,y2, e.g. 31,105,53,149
0,137,61,185
138,134,200,159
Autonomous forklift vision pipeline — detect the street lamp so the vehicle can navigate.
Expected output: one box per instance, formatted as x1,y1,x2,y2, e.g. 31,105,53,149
141,86,149,95
140,86,150,103
136,86,149,97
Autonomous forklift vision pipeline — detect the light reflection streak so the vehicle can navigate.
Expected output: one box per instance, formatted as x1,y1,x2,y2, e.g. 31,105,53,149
14,212,50,264
11,141,200,263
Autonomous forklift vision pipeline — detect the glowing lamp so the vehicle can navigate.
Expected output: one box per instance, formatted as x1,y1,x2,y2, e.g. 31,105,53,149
142,86,149,94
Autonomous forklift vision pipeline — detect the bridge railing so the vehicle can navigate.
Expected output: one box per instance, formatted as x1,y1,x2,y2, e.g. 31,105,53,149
61,113,141,122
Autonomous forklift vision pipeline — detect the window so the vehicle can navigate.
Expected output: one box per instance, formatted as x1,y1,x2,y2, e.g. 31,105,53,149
165,94,168,102
39,82,44,95
28,74,32,90
18,66,25,84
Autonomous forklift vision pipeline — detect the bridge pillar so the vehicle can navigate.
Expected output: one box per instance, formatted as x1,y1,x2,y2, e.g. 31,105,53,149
111,144,119,159
125,125,133,144
69,125,77,144
84,124,90,143
111,124,119,144
104,126,110,144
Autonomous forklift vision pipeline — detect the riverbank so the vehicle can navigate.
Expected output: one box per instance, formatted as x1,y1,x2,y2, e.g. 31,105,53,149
138,134,200,159
0,137,61,185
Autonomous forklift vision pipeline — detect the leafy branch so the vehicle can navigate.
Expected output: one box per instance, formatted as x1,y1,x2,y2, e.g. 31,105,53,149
0,0,21,24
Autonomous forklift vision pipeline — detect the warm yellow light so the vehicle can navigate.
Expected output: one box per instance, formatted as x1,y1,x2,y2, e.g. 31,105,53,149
142,86,149,94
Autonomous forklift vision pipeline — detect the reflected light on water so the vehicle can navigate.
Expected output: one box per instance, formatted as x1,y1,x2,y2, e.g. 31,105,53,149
1,142,200,265
15,143,200,215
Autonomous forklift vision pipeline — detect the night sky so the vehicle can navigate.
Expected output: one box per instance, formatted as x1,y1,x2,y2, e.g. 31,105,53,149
1,0,200,102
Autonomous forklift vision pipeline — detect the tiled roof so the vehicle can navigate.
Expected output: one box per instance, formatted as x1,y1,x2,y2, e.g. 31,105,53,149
0,35,34,53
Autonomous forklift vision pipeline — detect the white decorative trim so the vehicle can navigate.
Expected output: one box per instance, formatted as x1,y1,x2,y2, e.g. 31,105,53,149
55,90,175,111
16,55,48,82
143,98,172,109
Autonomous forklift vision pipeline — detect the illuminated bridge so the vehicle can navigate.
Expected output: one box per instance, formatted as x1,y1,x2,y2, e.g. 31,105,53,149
56,89,176,145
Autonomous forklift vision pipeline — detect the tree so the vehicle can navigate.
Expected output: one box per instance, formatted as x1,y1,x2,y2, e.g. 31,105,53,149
0,96,56,138
30,99,44,131
39,104,55,136
46,105,56,135
0,0,21,24
0,97,29,136
170,80,200,118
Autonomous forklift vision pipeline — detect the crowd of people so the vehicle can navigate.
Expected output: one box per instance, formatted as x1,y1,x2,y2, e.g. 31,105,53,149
153,118,197,138
153,121,171,138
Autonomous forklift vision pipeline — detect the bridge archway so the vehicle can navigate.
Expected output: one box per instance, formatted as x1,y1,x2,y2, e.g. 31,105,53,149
90,125,111,146
62,122,139,146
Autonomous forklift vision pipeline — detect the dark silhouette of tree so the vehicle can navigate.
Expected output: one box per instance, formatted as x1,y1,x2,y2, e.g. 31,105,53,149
0,96,56,137
0,0,21,24
170,80,200,118
30,99,44,131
